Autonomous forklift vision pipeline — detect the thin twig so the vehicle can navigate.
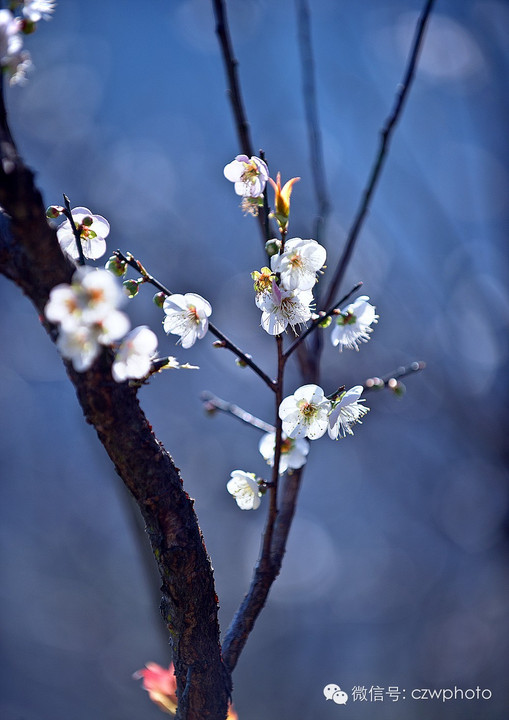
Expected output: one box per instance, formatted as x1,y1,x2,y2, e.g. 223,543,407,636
284,280,363,360
114,250,276,391
322,0,436,312
296,0,331,249
212,0,276,246
201,391,275,433
62,194,86,266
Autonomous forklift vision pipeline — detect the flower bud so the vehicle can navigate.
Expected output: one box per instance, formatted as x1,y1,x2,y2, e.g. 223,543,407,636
123,279,140,298
105,255,128,277
81,215,94,227
46,205,64,219
389,379,406,396
153,292,166,308
318,315,332,328
265,238,281,257
21,19,36,35
235,358,248,368
212,340,227,348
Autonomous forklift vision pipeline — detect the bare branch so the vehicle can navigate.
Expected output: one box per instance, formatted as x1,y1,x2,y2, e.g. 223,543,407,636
296,0,331,247
321,0,436,311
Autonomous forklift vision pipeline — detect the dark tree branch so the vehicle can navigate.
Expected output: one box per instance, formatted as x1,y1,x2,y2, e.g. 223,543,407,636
321,0,436,312
0,101,230,720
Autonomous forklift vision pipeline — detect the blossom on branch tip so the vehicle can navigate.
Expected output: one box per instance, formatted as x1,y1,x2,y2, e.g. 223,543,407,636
227,470,262,510
56,206,110,261
163,293,211,349
327,386,369,439
271,237,326,291
279,384,331,440
112,326,158,383
133,663,178,715
259,432,309,473
224,154,269,198
331,295,378,351
257,280,312,336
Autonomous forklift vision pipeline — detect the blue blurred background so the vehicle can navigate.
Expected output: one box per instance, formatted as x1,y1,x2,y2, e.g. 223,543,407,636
1,1,508,718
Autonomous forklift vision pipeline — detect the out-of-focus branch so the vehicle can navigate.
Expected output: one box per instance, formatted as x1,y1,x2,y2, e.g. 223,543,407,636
0,94,230,720
296,0,331,248
363,360,426,392
201,391,275,433
321,0,436,312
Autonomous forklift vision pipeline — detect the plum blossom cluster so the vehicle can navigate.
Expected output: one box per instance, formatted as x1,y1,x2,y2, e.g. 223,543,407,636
253,236,326,336
331,295,378,351
226,384,369,511
224,154,269,215
133,662,238,718
0,2,55,85
279,384,369,441
44,267,159,380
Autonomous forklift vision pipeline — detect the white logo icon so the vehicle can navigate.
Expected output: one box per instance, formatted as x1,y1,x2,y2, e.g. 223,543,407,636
323,684,349,704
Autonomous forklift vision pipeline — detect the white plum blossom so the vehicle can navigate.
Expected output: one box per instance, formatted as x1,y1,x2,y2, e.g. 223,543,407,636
22,0,56,23
331,295,378,351
223,154,269,198
163,293,211,349
0,9,31,85
227,470,262,510
257,279,312,336
271,237,326,291
112,326,158,383
56,324,102,372
44,268,130,372
258,432,309,474
279,384,331,440
56,207,110,261
328,386,369,440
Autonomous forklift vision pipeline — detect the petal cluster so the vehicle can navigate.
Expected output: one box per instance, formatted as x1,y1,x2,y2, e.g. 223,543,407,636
259,432,309,474
279,384,369,442
327,386,369,439
257,280,312,336
227,470,262,510
271,237,326,291
133,663,178,715
224,154,269,198
163,293,212,349
56,206,110,261
279,384,331,440
45,268,129,372
0,9,31,85
331,295,378,351
22,1,56,23
112,326,158,382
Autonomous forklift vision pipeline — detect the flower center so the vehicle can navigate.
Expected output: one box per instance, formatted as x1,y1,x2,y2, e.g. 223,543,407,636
288,252,303,269
187,305,201,325
298,400,317,419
